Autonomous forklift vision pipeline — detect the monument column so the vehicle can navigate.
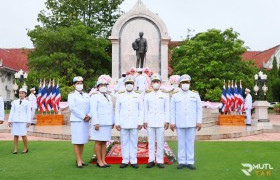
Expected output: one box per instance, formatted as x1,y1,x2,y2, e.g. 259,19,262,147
111,39,119,80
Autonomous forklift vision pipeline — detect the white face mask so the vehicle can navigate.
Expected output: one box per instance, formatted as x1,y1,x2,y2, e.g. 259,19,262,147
75,84,83,91
126,84,134,91
99,86,107,93
181,84,190,91
152,83,160,90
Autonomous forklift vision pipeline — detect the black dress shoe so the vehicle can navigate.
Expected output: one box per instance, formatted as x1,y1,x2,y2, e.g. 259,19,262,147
105,164,111,167
186,164,196,170
146,161,155,168
131,164,139,169
21,149,28,154
246,124,251,126
97,162,107,168
82,162,88,166
13,152,18,154
177,164,185,169
120,163,128,168
76,161,83,168
157,163,165,168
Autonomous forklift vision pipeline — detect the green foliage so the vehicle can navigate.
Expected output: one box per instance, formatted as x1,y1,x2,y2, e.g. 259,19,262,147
38,0,124,37
171,28,258,101
266,57,280,102
60,86,75,101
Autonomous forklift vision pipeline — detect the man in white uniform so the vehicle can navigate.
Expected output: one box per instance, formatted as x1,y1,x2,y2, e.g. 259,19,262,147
0,95,4,124
28,88,37,124
116,73,126,92
244,88,253,126
135,68,148,94
115,75,144,169
170,74,202,170
144,73,169,168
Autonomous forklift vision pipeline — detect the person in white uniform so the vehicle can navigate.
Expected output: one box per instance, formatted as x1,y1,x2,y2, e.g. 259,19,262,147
0,95,4,124
8,88,31,154
135,68,148,94
28,87,37,124
90,77,114,168
170,74,202,170
116,73,126,92
115,75,144,169
68,76,91,168
144,73,170,168
244,88,253,126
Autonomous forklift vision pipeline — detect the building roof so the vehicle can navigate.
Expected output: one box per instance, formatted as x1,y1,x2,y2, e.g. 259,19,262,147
0,48,30,72
242,45,280,68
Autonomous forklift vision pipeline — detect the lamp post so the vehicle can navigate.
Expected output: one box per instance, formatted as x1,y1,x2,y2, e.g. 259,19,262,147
14,69,28,93
253,71,268,100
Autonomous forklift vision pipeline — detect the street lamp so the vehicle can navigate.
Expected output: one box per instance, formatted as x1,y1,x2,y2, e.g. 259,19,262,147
253,71,268,99
14,69,28,92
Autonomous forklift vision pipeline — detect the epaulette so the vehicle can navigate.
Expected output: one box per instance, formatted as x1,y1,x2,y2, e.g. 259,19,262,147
146,89,152,93
192,90,199,94
91,91,98,95
118,90,125,94
134,90,140,94
170,89,179,95
160,89,169,93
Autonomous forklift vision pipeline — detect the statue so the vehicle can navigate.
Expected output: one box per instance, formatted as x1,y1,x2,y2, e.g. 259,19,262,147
132,32,148,68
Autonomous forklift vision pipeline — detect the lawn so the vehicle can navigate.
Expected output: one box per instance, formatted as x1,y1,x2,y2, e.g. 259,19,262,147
0,141,279,180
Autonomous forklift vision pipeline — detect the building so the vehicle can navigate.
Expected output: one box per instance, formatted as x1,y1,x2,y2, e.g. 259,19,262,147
0,48,29,101
242,45,280,69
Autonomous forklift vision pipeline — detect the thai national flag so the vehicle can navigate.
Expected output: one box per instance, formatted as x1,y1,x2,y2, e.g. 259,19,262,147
226,82,232,113
55,83,61,111
45,82,53,112
51,81,57,113
234,82,239,111
37,81,42,108
40,81,47,113
230,81,235,111
220,82,227,113
239,81,245,112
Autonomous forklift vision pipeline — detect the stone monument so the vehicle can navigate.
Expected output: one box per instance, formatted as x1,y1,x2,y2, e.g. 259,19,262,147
109,0,170,81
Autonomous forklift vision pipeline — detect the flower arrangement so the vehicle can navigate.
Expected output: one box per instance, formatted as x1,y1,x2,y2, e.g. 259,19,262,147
169,75,180,85
164,142,177,163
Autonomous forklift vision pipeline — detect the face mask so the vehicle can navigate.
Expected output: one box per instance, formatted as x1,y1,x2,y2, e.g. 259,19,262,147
181,84,190,91
126,84,134,91
75,84,83,91
152,83,160,90
99,86,107,93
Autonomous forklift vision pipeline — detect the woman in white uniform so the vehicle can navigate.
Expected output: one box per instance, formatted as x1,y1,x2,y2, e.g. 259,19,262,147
68,76,91,168
8,88,31,154
90,77,114,168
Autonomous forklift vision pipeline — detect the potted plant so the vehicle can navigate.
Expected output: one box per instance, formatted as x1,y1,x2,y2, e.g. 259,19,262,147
273,104,280,113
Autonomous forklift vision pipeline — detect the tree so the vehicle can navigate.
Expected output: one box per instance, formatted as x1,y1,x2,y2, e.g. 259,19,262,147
171,28,258,101
27,0,124,100
38,0,124,37
267,56,280,102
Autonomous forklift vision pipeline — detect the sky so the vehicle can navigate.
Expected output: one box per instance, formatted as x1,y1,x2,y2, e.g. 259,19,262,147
0,0,279,51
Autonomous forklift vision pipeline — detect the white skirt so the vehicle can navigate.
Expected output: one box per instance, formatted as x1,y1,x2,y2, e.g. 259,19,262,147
91,125,112,141
11,122,27,136
71,121,89,144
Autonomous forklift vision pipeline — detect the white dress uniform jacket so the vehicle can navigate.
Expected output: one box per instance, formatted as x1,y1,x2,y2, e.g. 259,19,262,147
116,77,125,92
171,89,202,127
115,91,144,128
90,92,114,126
28,93,37,109
135,74,148,93
144,90,170,127
8,99,32,123
0,96,4,121
68,91,90,122
245,93,253,110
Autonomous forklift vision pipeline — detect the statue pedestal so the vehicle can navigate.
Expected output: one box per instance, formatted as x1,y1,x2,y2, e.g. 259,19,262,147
252,101,272,129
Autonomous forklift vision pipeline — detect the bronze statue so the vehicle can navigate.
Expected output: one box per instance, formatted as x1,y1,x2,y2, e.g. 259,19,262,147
132,32,148,68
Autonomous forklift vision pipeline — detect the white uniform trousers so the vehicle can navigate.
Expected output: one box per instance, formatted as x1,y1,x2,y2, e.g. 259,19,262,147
177,127,196,165
120,128,138,164
245,109,252,124
31,108,36,121
147,127,164,164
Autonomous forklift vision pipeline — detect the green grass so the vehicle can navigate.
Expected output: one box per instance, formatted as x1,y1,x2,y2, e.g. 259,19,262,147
0,141,279,180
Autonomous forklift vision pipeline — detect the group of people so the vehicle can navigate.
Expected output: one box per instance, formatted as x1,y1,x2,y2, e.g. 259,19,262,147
69,73,202,170
0,88,37,154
